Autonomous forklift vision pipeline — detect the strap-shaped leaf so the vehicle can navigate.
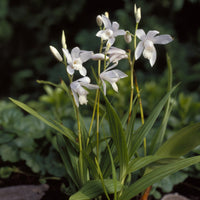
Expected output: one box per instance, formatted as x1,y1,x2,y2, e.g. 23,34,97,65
69,179,123,200
155,122,200,157
9,98,77,144
119,156,200,200
103,95,128,179
129,85,178,157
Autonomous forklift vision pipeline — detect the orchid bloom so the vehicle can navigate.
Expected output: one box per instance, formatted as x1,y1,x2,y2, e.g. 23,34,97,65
62,47,93,76
100,65,128,95
107,47,128,64
70,77,99,107
135,29,173,66
96,15,126,46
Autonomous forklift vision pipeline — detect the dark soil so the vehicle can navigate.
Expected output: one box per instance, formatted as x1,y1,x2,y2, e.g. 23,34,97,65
0,173,200,200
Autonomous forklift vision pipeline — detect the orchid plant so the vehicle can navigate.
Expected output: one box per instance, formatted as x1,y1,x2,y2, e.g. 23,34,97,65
10,4,200,200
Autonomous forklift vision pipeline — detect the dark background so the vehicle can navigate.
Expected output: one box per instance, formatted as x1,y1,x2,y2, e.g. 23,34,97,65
0,0,200,99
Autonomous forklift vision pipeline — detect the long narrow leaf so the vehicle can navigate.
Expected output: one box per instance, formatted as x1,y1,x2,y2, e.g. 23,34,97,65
56,135,80,188
9,98,77,144
155,122,200,157
119,156,200,200
129,85,178,157
103,95,129,180
69,179,123,200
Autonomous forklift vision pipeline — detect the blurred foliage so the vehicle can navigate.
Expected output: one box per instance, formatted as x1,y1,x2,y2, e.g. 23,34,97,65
0,85,76,179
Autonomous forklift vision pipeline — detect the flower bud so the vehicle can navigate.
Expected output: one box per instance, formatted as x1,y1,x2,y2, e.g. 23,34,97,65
96,15,103,26
104,11,109,18
61,30,67,49
134,4,141,23
49,45,63,62
124,31,132,43
91,53,108,60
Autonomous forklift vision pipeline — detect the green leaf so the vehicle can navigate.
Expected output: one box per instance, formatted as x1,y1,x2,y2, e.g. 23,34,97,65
155,122,200,157
0,167,14,179
129,85,178,157
0,144,19,162
9,98,76,144
119,156,200,200
69,179,123,200
103,95,128,179
56,134,80,188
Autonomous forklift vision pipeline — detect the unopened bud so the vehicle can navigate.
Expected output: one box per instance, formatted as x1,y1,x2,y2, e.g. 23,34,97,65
49,45,63,62
61,30,67,49
105,11,109,18
134,4,141,23
96,15,103,26
91,53,108,60
124,31,132,43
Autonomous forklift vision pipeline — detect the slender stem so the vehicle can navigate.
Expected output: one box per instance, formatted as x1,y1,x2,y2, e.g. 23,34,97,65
134,72,146,156
96,39,104,161
128,23,138,123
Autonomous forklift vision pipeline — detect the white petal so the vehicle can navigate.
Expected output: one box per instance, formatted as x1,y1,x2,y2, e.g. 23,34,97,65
146,30,159,40
62,48,72,64
84,84,99,90
149,45,157,67
67,65,74,75
152,35,173,44
105,63,118,71
96,30,104,38
112,22,119,31
78,76,91,84
136,29,146,40
113,29,126,37
111,82,118,92
102,80,107,95
135,41,144,60
79,67,87,76
80,51,93,62
71,47,80,59
101,15,112,29
107,37,115,46
113,69,128,78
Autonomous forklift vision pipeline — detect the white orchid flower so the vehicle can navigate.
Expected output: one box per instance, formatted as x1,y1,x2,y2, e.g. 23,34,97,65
70,77,99,107
62,47,93,76
135,29,173,66
96,15,126,46
107,47,128,64
100,65,128,95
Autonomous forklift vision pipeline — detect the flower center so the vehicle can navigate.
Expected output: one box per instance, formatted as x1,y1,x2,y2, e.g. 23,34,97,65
102,29,114,40
73,58,82,70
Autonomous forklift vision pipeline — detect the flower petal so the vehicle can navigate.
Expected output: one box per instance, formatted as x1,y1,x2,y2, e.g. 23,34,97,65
107,37,115,46
146,30,159,40
78,76,91,84
101,15,112,29
96,30,104,37
152,34,173,44
79,67,87,76
62,49,72,64
67,65,74,75
111,82,118,92
80,51,93,62
102,80,107,95
136,29,146,40
71,47,80,59
149,45,157,67
113,29,126,37
112,22,119,31
135,41,144,60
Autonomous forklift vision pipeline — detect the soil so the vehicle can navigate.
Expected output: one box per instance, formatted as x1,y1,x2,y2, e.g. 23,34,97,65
0,173,200,200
